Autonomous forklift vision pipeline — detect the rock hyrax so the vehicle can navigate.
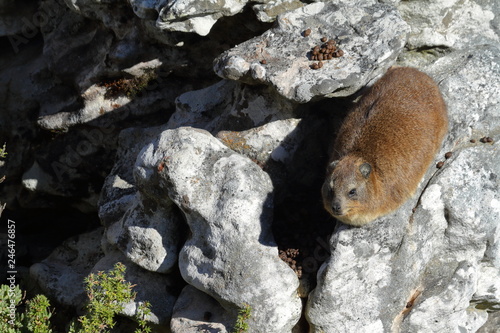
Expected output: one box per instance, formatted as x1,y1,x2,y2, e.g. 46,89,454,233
322,67,448,226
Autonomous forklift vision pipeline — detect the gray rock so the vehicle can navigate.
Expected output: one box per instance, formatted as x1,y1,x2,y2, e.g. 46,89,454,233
398,0,499,50
214,2,409,102
306,45,500,333
425,45,500,148
104,192,183,274
63,0,134,38
398,144,499,332
216,118,302,165
29,228,105,308
167,79,298,133
477,311,500,333
171,285,232,333
99,126,184,274
156,0,303,36
137,127,302,332
252,0,304,23
157,0,247,36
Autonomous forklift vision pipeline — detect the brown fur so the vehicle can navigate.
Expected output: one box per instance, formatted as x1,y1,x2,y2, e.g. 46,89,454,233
322,67,448,226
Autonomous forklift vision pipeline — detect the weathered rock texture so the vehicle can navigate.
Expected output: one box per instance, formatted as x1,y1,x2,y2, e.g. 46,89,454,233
1,0,499,332
214,1,409,102
136,127,302,332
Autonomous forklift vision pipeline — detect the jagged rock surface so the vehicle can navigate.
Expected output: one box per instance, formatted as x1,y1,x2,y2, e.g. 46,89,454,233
397,0,499,49
214,2,409,102
136,127,302,332
166,79,298,134
99,126,185,274
30,228,105,308
171,285,233,332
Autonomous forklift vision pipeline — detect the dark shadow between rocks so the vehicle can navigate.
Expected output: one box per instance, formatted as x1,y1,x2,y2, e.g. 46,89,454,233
267,96,355,289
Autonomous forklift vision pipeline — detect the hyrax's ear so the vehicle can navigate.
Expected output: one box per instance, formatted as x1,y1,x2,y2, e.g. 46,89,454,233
359,162,372,178
327,160,339,173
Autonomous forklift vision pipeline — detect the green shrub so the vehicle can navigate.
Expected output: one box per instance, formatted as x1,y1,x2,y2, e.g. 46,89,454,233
25,295,53,333
0,142,7,159
233,303,251,333
1,262,152,333
0,284,24,332
70,262,152,333
0,284,53,333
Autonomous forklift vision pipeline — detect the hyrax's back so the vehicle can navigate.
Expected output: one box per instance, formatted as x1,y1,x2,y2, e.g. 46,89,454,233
330,67,448,222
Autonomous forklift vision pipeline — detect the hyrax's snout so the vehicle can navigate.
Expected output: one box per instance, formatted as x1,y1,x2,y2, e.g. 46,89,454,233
331,200,342,215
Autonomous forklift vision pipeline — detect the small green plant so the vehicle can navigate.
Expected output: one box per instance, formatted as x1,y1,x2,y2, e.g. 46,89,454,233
1,263,152,333
134,301,152,333
232,303,251,333
0,284,24,332
70,262,152,333
25,295,53,333
0,142,6,184
0,284,53,333
0,142,7,158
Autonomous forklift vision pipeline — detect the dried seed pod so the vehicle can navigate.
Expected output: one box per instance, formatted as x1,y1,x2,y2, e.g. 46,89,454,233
444,152,453,159
336,49,344,57
436,161,444,169
470,139,476,143
480,137,487,143
304,28,311,37
321,37,327,42
318,61,323,68
486,137,494,143
327,54,333,60
328,39,336,45
311,63,319,69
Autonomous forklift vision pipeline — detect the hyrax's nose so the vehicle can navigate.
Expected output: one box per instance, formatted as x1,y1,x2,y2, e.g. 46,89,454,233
332,201,342,215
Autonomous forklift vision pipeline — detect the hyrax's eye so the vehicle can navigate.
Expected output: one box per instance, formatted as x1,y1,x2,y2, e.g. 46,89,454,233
348,189,357,198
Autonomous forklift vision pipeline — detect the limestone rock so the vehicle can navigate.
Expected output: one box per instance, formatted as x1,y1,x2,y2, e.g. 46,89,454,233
216,118,302,166
214,2,409,102
156,0,302,36
252,0,304,23
398,0,499,50
166,79,298,134
398,144,499,332
171,285,232,333
477,312,500,333
157,0,248,36
136,127,302,332
29,228,105,308
99,126,184,274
